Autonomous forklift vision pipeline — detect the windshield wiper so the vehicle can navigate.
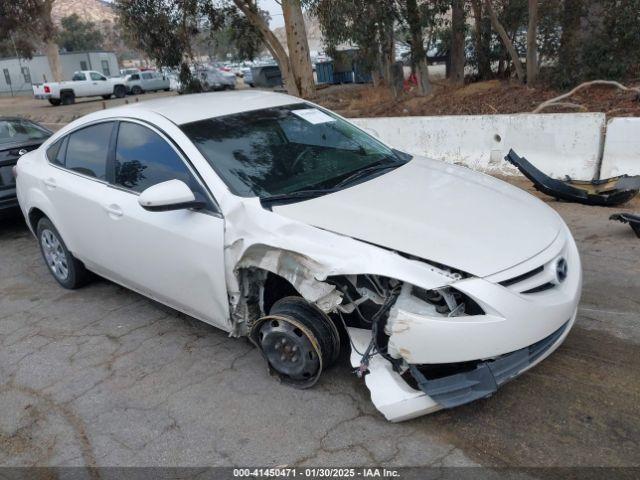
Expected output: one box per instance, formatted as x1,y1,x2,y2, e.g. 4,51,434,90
333,159,406,190
260,187,341,206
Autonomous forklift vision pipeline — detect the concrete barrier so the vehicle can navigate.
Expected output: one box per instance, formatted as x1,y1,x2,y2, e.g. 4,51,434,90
600,117,640,177
351,113,606,180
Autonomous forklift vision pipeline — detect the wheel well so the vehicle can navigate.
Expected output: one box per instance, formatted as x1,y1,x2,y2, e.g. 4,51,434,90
262,272,299,314
28,208,46,232
60,89,74,96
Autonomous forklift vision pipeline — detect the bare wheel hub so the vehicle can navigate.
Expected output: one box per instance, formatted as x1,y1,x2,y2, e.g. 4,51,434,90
258,317,320,381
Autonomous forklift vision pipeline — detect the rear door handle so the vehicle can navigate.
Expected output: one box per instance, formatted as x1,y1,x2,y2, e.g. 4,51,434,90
104,204,123,218
43,178,56,189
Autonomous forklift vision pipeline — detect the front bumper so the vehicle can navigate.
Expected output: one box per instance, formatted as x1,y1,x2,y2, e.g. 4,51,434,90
349,224,582,422
349,310,576,422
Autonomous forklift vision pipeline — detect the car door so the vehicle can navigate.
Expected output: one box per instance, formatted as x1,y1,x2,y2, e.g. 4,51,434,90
41,121,117,268
89,72,108,95
98,120,229,330
140,72,153,91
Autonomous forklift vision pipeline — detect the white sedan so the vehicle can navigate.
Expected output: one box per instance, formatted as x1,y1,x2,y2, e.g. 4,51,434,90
16,91,581,421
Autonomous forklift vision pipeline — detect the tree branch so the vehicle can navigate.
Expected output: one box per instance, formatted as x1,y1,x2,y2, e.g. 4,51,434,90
533,80,640,113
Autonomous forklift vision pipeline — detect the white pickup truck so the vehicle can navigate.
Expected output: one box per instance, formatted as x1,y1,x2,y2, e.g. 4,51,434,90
33,70,128,106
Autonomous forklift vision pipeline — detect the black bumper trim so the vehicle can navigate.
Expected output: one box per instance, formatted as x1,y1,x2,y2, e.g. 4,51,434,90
409,320,570,409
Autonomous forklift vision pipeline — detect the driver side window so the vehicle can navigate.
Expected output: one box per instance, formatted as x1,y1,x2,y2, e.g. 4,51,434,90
113,122,211,207
90,72,106,81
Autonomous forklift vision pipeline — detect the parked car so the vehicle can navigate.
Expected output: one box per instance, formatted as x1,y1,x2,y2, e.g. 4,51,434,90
120,68,140,77
33,70,128,106
16,91,581,422
197,69,236,91
242,67,254,87
1,117,51,216
126,71,171,94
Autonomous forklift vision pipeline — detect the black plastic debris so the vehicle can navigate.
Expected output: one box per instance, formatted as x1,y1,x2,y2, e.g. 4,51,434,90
505,149,640,206
609,213,640,238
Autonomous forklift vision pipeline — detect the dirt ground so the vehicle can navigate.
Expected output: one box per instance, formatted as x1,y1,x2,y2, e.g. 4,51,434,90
315,80,640,118
1,175,639,470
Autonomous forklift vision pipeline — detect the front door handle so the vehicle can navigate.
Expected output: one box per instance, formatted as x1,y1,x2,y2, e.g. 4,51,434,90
43,178,56,189
104,204,123,218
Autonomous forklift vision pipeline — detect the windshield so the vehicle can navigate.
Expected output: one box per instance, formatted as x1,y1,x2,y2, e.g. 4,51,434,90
0,119,51,146
181,103,407,198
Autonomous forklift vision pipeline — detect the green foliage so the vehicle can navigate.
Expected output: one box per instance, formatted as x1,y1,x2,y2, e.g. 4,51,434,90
56,14,104,52
551,0,640,87
116,0,264,92
0,1,51,58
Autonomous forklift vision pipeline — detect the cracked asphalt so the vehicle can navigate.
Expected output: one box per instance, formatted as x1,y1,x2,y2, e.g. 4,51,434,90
1,178,639,469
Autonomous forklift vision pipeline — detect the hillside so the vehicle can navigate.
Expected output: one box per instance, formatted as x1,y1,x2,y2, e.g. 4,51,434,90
51,0,116,26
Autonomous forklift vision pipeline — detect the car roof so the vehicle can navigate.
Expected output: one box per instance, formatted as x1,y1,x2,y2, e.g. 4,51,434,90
121,90,303,125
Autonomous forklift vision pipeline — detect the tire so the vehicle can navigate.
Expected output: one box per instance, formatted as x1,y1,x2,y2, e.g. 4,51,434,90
102,94,112,100
248,83,254,88
61,91,75,105
131,85,142,95
48,98,61,106
250,296,341,388
37,217,89,289
114,85,126,98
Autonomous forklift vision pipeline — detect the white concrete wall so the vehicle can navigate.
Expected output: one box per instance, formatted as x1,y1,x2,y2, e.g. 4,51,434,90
600,117,640,177
352,113,606,179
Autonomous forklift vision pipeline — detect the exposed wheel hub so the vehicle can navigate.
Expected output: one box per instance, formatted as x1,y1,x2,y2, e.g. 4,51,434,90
258,319,319,381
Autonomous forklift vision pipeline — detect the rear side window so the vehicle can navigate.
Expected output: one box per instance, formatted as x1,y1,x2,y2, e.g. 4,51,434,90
64,122,113,179
114,122,194,193
46,138,66,166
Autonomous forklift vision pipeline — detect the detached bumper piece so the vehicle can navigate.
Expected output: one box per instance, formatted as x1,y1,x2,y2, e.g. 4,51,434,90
408,320,570,409
609,213,640,238
505,149,640,206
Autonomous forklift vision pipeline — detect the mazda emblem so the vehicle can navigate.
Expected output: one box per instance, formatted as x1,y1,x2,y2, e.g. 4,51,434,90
555,258,568,283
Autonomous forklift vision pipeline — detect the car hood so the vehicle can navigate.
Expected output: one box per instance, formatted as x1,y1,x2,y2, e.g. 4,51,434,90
273,157,561,277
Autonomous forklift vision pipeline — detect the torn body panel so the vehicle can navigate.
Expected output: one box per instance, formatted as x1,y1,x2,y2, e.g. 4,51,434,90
221,198,457,336
610,213,640,238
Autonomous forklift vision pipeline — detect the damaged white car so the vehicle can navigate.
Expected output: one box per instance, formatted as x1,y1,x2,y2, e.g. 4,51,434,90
16,91,582,421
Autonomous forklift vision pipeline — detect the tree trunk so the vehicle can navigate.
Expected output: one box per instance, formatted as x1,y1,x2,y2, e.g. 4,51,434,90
406,0,432,95
471,0,492,80
281,0,315,98
526,0,539,84
233,0,300,96
558,0,584,82
41,0,62,82
485,0,525,82
449,0,465,85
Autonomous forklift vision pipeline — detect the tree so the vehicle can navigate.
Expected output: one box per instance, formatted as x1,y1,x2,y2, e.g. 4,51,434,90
470,0,492,80
310,0,398,88
282,0,316,98
449,0,465,85
116,0,196,89
233,0,315,97
56,14,104,52
484,0,524,82
405,0,432,95
526,0,538,83
0,0,63,82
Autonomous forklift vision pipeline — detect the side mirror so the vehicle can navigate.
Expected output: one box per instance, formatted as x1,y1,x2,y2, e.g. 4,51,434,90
138,179,205,212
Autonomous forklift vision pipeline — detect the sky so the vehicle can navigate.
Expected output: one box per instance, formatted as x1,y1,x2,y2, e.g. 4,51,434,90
259,0,285,29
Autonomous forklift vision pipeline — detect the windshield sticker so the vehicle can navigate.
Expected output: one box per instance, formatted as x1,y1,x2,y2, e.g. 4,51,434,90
292,108,336,125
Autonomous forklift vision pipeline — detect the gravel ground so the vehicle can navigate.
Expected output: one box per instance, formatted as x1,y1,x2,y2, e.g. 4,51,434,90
1,175,639,469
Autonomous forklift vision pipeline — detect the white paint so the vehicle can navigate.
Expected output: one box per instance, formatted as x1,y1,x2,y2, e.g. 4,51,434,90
600,117,640,177
352,113,605,180
17,91,583,422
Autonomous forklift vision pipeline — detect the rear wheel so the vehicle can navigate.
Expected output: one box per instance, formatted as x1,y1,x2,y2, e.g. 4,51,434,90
60,91,75,105
250,296,341,388
37,218,89,289
48,98,61,106
131,85,142,95
114,85,126,98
